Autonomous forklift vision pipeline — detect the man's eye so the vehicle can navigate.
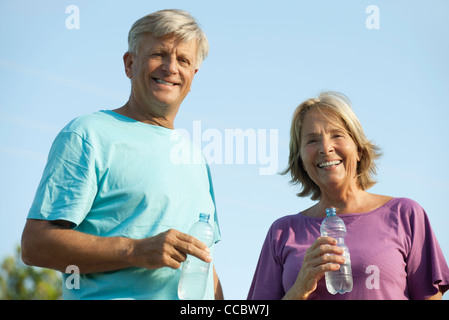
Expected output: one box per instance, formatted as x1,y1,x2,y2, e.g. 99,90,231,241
178,58,190,65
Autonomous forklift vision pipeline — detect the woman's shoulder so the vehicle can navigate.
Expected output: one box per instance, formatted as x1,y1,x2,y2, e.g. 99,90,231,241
364,194,423,216
268,210,319,235
380,197,430,229
383,197,425,213
270,213,299,230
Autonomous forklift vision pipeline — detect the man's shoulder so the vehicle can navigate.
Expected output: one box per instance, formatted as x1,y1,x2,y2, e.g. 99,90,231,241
62,110,111,133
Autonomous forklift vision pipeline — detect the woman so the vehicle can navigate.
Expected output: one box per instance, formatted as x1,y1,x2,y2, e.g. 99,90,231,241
247,91,449,300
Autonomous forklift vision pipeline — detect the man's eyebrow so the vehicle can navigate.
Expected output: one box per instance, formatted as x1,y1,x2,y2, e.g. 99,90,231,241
148,46,168,53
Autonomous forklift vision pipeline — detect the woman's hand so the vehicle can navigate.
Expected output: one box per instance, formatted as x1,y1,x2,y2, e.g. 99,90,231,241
283,237,345,300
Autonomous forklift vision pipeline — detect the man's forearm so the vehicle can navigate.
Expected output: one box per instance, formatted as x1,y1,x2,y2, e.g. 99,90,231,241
21,219,135,274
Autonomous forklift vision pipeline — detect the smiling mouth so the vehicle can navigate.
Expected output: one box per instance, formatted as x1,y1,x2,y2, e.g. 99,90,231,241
317,160,342,168
153,78,178,86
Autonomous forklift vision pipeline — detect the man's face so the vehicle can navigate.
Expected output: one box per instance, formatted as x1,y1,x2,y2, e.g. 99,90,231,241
125,34,198,114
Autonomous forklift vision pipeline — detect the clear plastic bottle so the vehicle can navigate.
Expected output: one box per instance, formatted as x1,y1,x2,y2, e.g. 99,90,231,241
320,207,353,295
178,213,214,300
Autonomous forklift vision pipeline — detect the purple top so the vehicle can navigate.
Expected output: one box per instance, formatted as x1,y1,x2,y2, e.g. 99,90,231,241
247,198,449,300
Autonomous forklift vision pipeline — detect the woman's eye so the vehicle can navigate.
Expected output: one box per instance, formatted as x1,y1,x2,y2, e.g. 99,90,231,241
333,131,346,138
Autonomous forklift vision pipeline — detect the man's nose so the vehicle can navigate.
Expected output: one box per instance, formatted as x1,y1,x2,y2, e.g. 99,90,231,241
162,55,178,74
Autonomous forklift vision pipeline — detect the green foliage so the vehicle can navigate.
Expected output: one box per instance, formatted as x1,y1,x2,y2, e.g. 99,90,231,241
0,246,62,300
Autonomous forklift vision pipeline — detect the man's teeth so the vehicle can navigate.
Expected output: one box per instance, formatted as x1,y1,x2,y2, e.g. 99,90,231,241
318,160,342,168
155,79,175,86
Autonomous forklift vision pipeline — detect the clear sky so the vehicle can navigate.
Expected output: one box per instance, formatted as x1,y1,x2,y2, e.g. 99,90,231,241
1,0,448,300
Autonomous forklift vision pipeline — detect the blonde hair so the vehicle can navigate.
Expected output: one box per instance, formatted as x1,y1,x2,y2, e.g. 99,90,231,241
127,9,209,68
282,91,382,200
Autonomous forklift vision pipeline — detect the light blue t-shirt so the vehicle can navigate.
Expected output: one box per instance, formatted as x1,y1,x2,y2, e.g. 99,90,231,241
27,110,221,300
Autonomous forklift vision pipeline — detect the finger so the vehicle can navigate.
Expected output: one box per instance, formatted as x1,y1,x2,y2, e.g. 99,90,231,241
175,231,210,250
157,230,199,268
315,236,338,246
174,232,212,263
299,254,343,288
311,237,344,255
306,237,335,254
311,249,344,275
322,252,346,264
315,262,341,275
318,244,344,256
306,239,345,268
298,259,342,294
170,248,187,263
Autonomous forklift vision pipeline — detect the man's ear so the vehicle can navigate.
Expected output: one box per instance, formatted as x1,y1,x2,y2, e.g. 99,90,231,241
123,52,134,79
189,68,199,92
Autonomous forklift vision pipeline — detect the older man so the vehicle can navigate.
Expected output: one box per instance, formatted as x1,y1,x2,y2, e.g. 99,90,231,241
21,9,222,300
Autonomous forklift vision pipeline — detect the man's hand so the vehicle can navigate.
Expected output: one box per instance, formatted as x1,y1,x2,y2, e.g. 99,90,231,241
131,229,212,270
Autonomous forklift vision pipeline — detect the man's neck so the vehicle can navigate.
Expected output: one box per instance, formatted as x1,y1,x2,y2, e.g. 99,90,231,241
113,98,177,129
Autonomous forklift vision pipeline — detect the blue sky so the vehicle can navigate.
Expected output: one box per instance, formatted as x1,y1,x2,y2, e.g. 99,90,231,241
1,0,448,300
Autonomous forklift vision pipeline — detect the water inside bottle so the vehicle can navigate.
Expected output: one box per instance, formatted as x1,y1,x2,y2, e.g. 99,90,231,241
324,250,353,294
178,258,210,300
325,271,353,294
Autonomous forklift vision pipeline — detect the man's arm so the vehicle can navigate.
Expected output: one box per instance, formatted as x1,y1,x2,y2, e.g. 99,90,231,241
213,266,224,300
21,219,211,274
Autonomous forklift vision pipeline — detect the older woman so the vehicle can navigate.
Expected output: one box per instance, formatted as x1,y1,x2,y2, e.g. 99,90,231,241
247,91,449,300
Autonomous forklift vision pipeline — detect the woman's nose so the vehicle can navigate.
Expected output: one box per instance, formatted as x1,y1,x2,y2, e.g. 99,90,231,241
319,137,334,154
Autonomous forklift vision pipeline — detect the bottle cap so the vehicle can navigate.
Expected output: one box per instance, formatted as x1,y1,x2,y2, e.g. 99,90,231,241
199,213,210,222
325,208,337,217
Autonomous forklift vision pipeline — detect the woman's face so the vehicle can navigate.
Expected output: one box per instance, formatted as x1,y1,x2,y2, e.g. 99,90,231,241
300,109,361,193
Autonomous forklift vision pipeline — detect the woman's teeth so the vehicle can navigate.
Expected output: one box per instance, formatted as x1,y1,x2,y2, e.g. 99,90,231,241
318,160,342,168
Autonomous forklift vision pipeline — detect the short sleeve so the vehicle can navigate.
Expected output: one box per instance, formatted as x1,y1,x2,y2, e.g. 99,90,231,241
27,130,97,227
401,200,449,299
247,225,285,300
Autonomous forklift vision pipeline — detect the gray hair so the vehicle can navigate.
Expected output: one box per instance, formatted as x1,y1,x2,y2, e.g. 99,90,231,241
128,9,209,68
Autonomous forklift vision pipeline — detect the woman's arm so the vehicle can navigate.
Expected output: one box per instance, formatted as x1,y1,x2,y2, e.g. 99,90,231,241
424,288,443,300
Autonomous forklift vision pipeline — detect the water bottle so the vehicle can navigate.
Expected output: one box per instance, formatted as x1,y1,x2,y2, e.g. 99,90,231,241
178,213,214,300
320,208,353,294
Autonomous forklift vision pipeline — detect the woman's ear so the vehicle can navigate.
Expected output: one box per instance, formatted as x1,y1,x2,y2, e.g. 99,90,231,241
357,147,362,162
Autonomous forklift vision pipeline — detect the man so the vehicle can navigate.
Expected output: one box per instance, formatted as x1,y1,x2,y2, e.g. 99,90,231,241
21,9,223,300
